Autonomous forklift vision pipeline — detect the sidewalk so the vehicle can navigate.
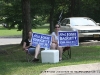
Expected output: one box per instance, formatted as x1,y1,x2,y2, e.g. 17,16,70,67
40,63,100,75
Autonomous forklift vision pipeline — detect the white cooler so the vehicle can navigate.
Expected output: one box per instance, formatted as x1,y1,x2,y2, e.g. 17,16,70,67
41,50,59,63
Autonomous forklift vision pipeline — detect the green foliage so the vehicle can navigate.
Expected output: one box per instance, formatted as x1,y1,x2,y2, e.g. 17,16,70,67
30,0,51,15
1,0,50,30
0,0,22,29
1,0,100,31
75,0,100,22
31,16,46,28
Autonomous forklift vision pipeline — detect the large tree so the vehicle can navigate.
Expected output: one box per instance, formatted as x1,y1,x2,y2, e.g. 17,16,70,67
1,0,100,43
49,0,55,33
21,0,31,44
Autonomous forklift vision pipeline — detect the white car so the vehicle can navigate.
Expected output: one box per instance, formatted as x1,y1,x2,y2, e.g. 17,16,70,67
60,17,100,41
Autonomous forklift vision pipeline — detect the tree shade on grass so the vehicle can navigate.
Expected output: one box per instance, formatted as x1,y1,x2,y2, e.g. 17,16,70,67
0,44,100,75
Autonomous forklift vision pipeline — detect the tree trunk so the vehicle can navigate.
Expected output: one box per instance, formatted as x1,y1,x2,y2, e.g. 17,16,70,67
70,0,75,17
21,0,31,45
49,0,55,34
49,10,54,34
77,0,81,16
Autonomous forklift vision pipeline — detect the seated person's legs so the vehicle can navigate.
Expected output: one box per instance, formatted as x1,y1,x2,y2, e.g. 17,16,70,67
57,46,63,61
51,43,63,61
28,44,40,61
50,43,57,49
34,44,40,59
28,47,35,55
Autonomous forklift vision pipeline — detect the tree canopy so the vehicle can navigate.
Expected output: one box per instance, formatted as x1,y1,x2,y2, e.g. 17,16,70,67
0,0,100,43
1,0,100,29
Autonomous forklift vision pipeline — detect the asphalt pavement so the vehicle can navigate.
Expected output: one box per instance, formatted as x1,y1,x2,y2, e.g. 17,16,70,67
0,38,22,45
0,37,100,46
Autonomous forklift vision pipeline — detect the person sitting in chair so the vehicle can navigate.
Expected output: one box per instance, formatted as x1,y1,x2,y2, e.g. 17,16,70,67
23,30,40,62
50,24,63,61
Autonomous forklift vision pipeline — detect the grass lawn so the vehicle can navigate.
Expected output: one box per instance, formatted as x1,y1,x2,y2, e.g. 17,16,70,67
0,24,100,75
0,44,100,75
0,24,49,37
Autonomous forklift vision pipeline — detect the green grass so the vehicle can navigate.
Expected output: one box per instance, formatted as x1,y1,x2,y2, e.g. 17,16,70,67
0,24,100,75
0,45,100,75
0,24,49,36
0,29,21,36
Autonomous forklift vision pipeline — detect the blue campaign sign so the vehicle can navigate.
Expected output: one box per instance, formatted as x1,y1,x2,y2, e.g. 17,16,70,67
31,33,52,49
58,31,79,47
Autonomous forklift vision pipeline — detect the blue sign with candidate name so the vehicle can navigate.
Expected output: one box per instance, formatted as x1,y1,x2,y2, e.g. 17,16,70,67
58,31,79,47
31,33,52,49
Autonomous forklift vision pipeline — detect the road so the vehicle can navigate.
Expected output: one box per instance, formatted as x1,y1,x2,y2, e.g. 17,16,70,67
0,38,22,45
0,38,100,46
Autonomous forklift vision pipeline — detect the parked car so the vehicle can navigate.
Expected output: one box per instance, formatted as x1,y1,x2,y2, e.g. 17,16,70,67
60,17,100,41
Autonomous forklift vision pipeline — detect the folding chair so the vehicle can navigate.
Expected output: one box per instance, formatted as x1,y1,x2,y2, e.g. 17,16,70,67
26,51,34,62
26,48,43,62
62,47,71,59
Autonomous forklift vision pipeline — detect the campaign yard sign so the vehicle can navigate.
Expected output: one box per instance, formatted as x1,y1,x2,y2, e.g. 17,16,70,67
31,33,52,49
58,31,79,47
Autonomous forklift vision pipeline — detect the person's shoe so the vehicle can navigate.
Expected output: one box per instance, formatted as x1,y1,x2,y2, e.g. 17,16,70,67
32,58,39,62
59,58,62,61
